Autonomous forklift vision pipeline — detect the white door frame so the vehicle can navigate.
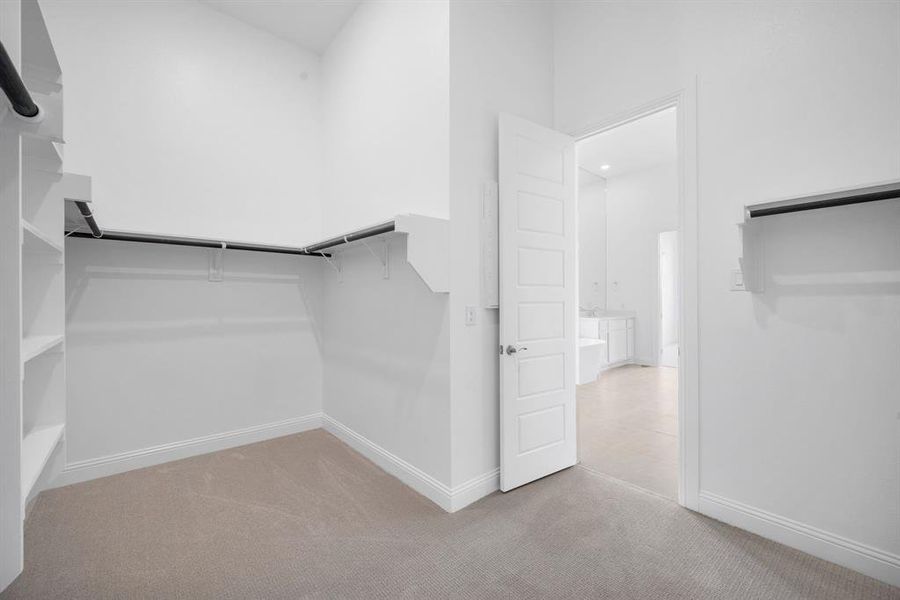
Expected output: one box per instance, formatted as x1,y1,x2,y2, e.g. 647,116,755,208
570,86,700,510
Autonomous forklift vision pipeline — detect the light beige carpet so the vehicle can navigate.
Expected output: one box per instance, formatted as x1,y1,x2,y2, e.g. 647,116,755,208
578,364,678,499
2,429,897,599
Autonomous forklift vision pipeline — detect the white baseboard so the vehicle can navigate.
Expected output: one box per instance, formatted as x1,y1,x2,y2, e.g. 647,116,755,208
699,491,900,588
53,413,323,488
322,415,498,512
51,412,497,514
449,467,501,512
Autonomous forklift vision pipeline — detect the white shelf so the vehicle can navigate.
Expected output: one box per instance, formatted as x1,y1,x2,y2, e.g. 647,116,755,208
21,424,64,503
23,137,63,173
395,214,449,293
735,179,900,293
22,220,63,254
579,338,607,348
21,0,62,94
22,334,63,364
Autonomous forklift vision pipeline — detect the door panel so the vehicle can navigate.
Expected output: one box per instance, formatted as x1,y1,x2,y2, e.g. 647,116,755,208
518,302,565,342
499,114,577,492
517,247,565,286
518,353,566,398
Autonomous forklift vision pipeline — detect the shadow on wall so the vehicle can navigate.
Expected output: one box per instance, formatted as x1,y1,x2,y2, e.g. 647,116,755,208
323,238,449,404
322,236,451,484
63,237,326,464
66,240,324,345
752,199,900,329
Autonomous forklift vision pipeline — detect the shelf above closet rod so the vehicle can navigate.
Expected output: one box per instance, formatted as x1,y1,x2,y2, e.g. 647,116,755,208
745,180,900,219
66,204,395,257
63,174,409,259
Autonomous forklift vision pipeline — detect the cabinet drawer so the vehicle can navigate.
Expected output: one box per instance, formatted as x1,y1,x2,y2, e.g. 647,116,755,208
609,319,627,332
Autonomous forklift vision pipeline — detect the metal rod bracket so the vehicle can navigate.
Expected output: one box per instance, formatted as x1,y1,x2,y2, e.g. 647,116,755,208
208,242,225,282
360,239,390,279
322,251,342,282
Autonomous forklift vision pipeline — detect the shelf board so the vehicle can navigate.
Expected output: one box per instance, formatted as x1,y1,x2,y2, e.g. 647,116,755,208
22,334,64,363
21,424,64,503
579,338,607,348
22,219,63,255
23,136,63,172
21,0,62,92
394,214,449,293
745,179,900,219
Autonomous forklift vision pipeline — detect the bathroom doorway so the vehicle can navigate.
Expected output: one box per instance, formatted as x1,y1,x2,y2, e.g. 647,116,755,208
575,107,681,500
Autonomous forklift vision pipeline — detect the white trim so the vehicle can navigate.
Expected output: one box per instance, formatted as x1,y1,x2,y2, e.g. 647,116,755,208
49,413,496,514
449,468,500,512
567,84,701,511
52,413,323,488
699,491,900,588
322,415,498,512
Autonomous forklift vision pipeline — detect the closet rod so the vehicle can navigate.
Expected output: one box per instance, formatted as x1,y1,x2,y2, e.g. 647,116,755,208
748,181,900,218
300,221,396,254
74,201,103,238
66,218,398,258
0,39,40,118
65,230,331,257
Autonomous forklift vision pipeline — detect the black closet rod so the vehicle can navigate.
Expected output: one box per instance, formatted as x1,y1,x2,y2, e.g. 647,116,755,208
67,218,397,258
66,230,332,257
300,221,396,253
0,39,40,119
748,181,900,218
74,201,103,238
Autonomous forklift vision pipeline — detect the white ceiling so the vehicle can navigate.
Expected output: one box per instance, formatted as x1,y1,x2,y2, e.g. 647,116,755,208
201,0,361,54
578,107,677,179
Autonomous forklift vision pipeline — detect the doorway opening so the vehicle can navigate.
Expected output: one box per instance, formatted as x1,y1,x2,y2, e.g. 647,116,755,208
575,107,680,500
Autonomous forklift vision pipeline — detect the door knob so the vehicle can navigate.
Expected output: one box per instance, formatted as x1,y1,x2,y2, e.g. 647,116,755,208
505,345,527,355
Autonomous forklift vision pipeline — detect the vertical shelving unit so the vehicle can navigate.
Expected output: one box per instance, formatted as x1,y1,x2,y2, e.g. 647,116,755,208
0,0,65,589
20,132,65,506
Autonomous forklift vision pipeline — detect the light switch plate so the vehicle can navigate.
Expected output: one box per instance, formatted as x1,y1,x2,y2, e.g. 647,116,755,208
730,269,745,291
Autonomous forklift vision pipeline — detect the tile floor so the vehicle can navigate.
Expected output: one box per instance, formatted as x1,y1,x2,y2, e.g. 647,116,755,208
577,364,678,499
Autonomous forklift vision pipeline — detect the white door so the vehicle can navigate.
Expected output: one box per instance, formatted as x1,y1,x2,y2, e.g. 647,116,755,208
499,114,577,492
658,231,679,368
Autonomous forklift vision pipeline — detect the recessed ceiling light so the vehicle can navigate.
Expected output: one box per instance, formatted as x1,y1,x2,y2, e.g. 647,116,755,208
600,164,611,171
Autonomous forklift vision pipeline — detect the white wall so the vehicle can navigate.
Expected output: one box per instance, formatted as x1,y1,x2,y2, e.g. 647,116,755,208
605,162,678,363
578,177,607,312
322,238,451,485
554,0,900,584
318,1,453,493
64,238,324,471
321,0,449,236
43,0,324,247
448,0,554,488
